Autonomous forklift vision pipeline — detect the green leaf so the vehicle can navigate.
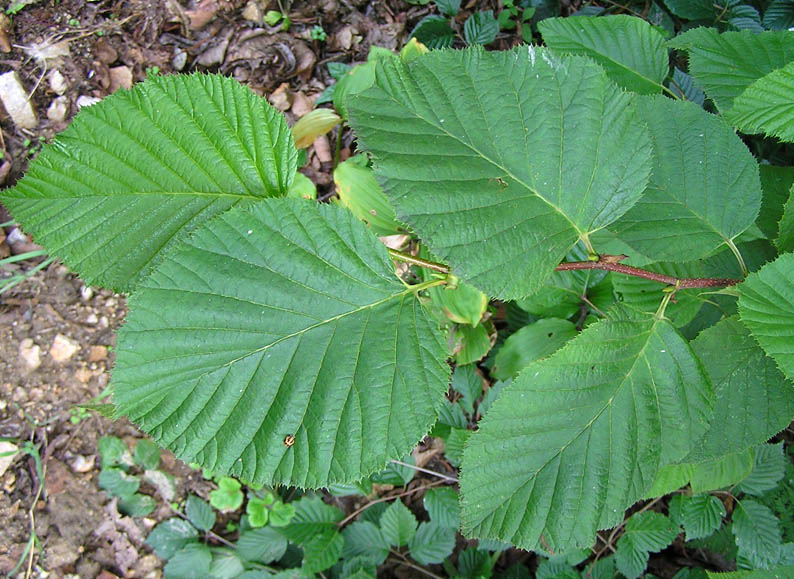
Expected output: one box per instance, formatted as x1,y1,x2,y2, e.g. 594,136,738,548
668,29,794,113
269,501,295,527
460,306,713,552
370,457,416,486
379,500,418,547
333,156,403,236
733,500,783,568
669,494,726,540
457,547,494,577
208,550,245,579
146,518,199,559
737,443,787,497
662,0,715,20
209,477,243,511
438,398,468,429
444,427,470,468
112,200,449,488
757,166,794,241
464,10,499,45
342,521,390,565
764,0,794,29
687,317,794,461
350,47,652,299
538,15,669,94
491,318,577,380
282,496,344,572
246,497,269,527
612,96,761,261
739,252,794,382
99,467,140,500
616,512,680,579
236,527,288,563
118,493,157,517
778,185,794,252
98,436,133,469
424,487,460,529
426,280,488,327
535,558,580,579
726,62,794,143
706,568,794,578
670,67,706,105
690,450,756,494
408,521,457,565
185,495,216,532
451,364,482,416
303,530,345,573
436,0,461,16
585,556,617,579
410,15,455,49
164,543,212,579
0,73,297,292
134,439,161,470
453,323,493,366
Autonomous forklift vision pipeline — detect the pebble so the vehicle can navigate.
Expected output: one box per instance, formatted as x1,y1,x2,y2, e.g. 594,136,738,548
74,366,93,384
50,334,79,363
85,312,99,325
109,66,133,92
69,454,95,473
0,71,37,129
46,96,69,122
76,95,101,109
0,441,19,477
18,338,41,371
172,50,187,71
88,345,108,362
48,69,68,95
80,285,94,302
242,0,263,23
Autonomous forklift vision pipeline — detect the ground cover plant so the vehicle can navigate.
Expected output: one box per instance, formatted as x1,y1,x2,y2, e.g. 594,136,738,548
2,4,794,576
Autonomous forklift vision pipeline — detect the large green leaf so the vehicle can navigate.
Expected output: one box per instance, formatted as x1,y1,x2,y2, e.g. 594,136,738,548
733,500,783,568
460,306,713,552
686,317,794,462
538,15,669,94
668,29,794,113
0,73,296,292
739,252,794,382
777,184,794,252
112,199,450,488
349,46,652,299
726,62,794,143
612,96,761,261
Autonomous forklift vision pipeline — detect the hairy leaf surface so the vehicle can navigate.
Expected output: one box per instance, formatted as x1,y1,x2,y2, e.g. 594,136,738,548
739,253,794,382
538,15,669,94
726,62,794,143
668,29,794,112
112,200,450,488
0,73,296,291
349,46,652,299
460,306,713,551
612,96,761,261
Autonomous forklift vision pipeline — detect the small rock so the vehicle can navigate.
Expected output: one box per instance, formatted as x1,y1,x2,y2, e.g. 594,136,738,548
46,95,69,122
75,366,93,384
76,95,101,109
50,334,79,363
48,69,68,95
105,297,118,309
99,316,109,329
69,454,95,473
80,285,94,302
19,338,41,371
88,345,108,362
109,66,133,93
241,0,263,23
0,71,37,129
0,441,18,477
85,312,98,325
171,50,187,71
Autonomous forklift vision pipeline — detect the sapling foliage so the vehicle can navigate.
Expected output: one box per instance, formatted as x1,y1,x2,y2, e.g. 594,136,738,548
2,15,794,562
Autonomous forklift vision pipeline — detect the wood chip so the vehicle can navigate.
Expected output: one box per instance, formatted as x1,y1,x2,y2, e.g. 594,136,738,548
0,71,37,129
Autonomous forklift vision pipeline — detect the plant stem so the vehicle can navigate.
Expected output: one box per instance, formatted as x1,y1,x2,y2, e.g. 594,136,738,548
390,549,445,579
390,459,458,483
337,480,446,528
388,249,451,274
556,255,742,288
725,238,748,277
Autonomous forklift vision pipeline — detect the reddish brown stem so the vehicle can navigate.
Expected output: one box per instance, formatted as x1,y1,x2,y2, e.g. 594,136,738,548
556,256,742,288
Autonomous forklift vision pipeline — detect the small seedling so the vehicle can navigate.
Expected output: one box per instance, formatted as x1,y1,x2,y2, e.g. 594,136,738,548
310,24,326,42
